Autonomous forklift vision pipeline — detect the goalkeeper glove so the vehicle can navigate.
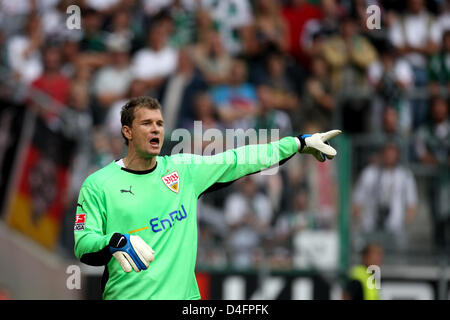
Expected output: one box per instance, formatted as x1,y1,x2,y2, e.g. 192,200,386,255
298,130,342,162
109,233,154,272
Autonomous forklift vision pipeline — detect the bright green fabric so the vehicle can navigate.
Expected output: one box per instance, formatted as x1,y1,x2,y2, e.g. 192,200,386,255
349,265,380,300
74,137,298,299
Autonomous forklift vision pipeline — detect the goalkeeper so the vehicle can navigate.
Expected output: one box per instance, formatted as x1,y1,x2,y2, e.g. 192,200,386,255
73,96,341,300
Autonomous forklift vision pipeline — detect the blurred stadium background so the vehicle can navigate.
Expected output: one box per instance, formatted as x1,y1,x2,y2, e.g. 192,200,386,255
0,0,449,300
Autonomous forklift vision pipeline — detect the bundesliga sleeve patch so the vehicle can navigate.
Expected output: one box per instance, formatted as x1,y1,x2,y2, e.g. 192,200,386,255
74,213,86,231
162,171,180,193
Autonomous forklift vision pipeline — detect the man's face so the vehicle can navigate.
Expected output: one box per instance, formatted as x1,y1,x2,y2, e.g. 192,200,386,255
148,26,167,51
382,145,399,168
124,107,164,158
431,99,448,123
364,245,383,267
409,0,424,14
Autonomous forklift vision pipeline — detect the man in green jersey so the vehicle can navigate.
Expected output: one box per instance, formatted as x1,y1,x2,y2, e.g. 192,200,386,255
74,96,341,299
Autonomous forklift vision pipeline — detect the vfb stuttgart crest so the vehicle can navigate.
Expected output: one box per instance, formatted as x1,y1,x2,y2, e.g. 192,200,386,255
162,171,180,193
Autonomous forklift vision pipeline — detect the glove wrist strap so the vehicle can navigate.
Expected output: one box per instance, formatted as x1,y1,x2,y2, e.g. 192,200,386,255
109,233,126,249
297,134,307,152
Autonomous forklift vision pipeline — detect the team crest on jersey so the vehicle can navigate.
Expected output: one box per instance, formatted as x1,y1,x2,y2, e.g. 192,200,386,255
161,171,180,193
74,213,86,231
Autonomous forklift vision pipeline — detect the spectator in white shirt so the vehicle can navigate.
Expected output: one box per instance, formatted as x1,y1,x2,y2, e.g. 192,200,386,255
388,0,442,85
353,142,418,252
92,35,133,117
367,42,414,133
388,0,441,129
84,0,121,14
201,0,254,55
131,22,178,93
6,13,43,84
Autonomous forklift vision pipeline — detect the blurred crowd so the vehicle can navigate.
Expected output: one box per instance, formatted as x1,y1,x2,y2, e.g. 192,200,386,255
0,0,449,270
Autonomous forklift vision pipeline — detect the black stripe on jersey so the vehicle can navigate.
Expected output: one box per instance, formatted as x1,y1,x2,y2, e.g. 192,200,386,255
101,266,109,293
120,163,158,175
80,246,112,266
79,233,124,266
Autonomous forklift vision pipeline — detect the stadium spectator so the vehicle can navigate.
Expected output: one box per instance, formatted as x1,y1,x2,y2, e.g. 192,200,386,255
351,0,387,49
84,0,121,15
281,0,323,66
105,10,135,54
60,40,81,78
62,81,95,198
343,243,383,300
211,59,258,130
41,0,83,43
321,17,377,133
224,175,273,269
192,8,215,44
301,0,341,61
353,142,418,253
180,91,227,159
367,41,414,133
6,13,43,84
104,78,150,137
253,0,289,54
414,96,450,254
92,35,133,124
166,0,197,48
238,22,267,84
437,0,450,31
142,0,173,16
80,8,108,53
253,49,301,124
204,0,254,55
187,91,224,133
388,0,442,128
31,45,71,125
381,107,400,137
253,84,293,137
427,30,450,96
415,96,450,165
131,21,178,94
271,187,313,265
0,0,38,37
321,16,378,93
301,55,335,131
191,30,233,86
388,0,442,86
159,48,208,133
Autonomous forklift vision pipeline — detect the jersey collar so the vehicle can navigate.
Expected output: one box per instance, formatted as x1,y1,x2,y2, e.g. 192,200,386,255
115,159,158,175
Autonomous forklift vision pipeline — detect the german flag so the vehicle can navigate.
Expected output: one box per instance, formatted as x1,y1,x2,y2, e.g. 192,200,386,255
6,113,75,250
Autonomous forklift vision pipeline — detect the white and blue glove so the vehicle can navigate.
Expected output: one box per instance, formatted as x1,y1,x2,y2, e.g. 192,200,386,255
109,233,154,272
298,130,342,162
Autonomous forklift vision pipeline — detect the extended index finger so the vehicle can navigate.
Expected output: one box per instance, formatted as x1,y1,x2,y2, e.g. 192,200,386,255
320,130,342,142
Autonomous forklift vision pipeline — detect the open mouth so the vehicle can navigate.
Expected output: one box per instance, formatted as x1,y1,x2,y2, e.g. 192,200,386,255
149,137,160,147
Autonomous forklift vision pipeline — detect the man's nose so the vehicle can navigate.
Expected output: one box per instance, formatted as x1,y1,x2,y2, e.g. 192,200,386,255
151,123,161,133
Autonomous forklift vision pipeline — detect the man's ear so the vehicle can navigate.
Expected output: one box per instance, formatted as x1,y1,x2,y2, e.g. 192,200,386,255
122,125,132,142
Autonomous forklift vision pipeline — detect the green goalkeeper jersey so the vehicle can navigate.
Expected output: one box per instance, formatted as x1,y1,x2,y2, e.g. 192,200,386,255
74,137,299,300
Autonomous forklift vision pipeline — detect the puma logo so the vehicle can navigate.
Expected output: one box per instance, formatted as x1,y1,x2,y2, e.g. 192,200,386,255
77,200,85,211
120,186,134,195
